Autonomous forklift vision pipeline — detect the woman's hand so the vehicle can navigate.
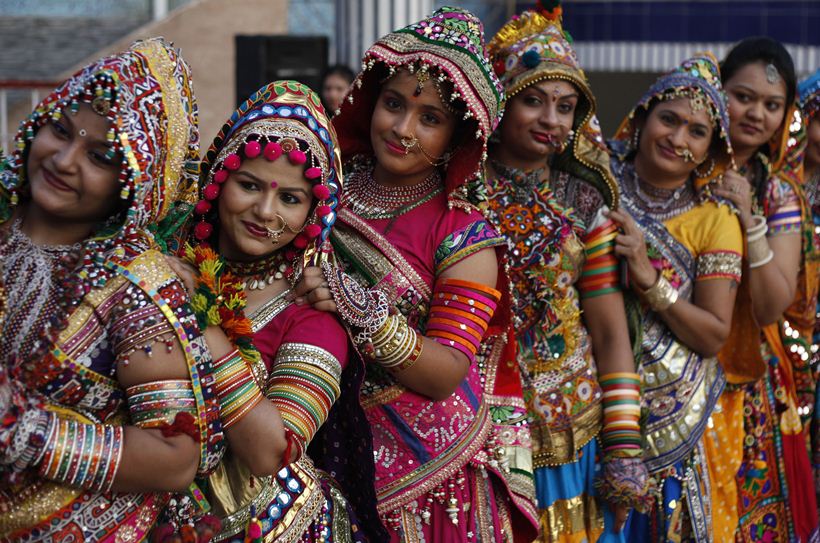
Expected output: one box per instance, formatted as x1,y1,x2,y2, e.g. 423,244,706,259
289,266,336,312
164,255,198,296
608,209,657,291
712,170,754,229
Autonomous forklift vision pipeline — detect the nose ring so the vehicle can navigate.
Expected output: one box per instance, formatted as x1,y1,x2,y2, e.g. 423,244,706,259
400,136,418,155
265,214,289,244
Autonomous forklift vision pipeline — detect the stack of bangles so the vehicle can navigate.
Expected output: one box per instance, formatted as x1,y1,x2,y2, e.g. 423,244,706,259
746,215,774,269
598,372,643,459
641,273,678,312
3,407,123,493
212,349,264,428
425,278,501,363
370,313,424,372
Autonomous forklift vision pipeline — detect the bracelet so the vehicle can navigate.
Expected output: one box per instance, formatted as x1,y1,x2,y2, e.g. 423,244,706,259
426,278,501,363
370,314,420,368
266,343,343,462
641,274,679,312
212,349,264,428
126,379,197,429
598,372,643,459
390,335,424,373
36,416,124,493
746,214,768,242
747,234,774,268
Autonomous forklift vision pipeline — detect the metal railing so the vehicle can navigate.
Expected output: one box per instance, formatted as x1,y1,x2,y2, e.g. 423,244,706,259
0,80,61,153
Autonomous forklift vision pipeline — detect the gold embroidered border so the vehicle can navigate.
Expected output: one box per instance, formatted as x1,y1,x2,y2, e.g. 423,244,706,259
696,251,742,280
538,492,604,543
336,209,431,301
531,402,601,468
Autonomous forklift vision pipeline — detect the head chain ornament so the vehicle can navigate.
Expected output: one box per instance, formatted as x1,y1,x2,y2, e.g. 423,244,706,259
612,51,735,191
333,6,503,207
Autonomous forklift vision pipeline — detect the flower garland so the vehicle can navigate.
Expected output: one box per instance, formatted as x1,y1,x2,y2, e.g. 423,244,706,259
183,244,261,369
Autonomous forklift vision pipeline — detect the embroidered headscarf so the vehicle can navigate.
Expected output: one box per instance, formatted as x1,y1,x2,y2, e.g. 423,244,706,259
612,52,733,192
195,80,343,269
488,4,618,207
0,37,200,242
333,6,503,205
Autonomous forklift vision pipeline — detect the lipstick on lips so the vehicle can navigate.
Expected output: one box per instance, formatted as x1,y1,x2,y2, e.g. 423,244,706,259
385,139,407,156
42,168,74,192
242,220,269,238
531,131,561,148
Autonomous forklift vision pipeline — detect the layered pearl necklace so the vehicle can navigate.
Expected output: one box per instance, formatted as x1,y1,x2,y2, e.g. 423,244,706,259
344,166,442,220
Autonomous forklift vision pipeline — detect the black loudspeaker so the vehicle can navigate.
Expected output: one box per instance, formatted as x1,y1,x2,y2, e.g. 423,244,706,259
235,35,328,105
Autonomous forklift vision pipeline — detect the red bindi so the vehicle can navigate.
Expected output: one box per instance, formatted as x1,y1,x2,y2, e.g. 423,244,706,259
270,181,278,188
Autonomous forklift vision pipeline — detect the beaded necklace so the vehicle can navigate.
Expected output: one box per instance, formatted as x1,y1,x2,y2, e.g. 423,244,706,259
0,219,81,364
489,159,548,204
621,162,696,222
344,165,442,220
226,250,292,291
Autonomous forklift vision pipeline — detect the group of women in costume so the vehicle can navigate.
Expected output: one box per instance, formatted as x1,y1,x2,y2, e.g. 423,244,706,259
0,2,819,542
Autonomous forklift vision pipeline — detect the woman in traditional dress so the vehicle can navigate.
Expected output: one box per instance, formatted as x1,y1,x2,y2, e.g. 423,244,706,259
607,52,743,541
709,37,819,542
0,38,224,542
290,7,539,541
167,80,385,542
482,5,648,541
798,68,820,500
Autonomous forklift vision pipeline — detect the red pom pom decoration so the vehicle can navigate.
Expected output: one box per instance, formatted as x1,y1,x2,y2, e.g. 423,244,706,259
293,234,308,249
244,140,261,158
316,204,332,217
194,221,213,240
304,166,322,180
203,183,220,200
288,149,306,165
247,521,263,539
213,169,228,184
224,153,241,171
264,142,282,161
493,58,506,77
304,223,322,238
194,199,212,215
312,184,330,200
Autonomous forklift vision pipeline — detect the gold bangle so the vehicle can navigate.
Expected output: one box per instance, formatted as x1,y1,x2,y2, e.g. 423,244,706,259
390,335,423,373
641,274,679,312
